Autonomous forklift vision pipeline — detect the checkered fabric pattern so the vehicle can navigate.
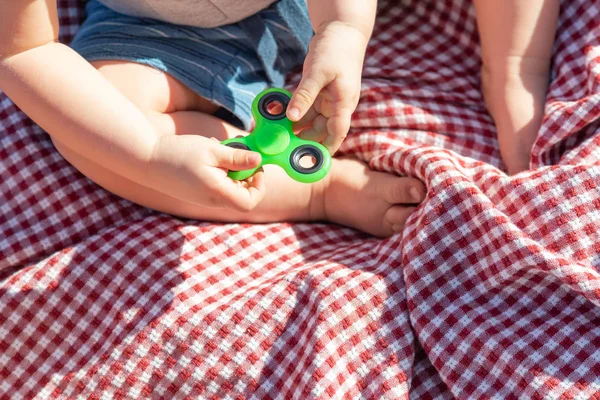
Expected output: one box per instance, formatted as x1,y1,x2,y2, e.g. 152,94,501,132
2,0,600,398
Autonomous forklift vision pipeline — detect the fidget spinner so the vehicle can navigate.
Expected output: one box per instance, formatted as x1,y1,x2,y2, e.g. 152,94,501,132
221,88,331,183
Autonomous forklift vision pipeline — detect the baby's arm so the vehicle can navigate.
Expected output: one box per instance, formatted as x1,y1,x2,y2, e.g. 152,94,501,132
287,0,377,154
307,0,376,41
474,0,560,175
0,1,158,181
0,0,265,210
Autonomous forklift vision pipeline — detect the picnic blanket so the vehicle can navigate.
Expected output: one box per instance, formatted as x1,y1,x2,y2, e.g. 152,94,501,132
2,0,600,398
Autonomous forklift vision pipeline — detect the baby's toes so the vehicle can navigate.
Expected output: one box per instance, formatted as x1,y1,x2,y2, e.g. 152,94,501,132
385,205,418,234
380,177,426,205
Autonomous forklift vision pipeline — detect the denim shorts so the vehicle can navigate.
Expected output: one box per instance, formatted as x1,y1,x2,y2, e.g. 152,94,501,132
71,0,312,129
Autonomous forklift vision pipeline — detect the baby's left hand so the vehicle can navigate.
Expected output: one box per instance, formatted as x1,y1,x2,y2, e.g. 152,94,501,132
287,21,369,155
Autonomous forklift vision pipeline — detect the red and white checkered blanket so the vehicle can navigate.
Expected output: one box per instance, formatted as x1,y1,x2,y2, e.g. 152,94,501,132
2,0,600,398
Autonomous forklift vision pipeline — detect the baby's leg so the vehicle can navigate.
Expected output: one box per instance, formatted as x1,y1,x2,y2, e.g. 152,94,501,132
52,61,425,236
474,0,560,175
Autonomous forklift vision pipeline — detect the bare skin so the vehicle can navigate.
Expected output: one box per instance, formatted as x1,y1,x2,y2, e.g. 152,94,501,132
50,61,425,237
0,0,561,240
0,0,424,238
474,0,560,175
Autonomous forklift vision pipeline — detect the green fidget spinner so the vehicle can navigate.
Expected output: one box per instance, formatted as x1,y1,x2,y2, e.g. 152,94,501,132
221,88,332,183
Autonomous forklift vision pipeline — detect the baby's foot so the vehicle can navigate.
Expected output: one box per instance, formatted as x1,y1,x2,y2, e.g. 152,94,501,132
311,157,426,237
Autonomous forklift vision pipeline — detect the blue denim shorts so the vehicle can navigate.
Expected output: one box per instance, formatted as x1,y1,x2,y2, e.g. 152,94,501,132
71,0,312,129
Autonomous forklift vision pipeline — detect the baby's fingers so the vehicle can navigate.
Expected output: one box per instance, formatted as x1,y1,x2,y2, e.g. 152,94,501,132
292,105,319,133
298,114,329,143
322,107,353,154
288,73,332,122
215,169,266,212
212,143,262,171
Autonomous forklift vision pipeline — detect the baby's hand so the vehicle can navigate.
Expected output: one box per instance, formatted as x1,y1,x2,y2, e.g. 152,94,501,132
146,135,265,211
287,21,369,154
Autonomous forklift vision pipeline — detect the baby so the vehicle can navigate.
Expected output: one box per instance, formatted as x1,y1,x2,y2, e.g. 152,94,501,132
0,0,558,237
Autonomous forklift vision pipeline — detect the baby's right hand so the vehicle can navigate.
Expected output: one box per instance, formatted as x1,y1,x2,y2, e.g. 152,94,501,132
145,135,265,212
287,21,368,155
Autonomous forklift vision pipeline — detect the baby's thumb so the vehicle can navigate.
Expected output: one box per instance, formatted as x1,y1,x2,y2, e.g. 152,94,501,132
288,75,326,122
214,145,262,171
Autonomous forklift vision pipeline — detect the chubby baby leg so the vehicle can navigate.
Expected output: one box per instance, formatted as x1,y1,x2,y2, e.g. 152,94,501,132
54,60,425,236
474,0,559,175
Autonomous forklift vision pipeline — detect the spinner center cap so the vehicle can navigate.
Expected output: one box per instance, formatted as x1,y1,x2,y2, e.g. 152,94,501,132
255,125,290,155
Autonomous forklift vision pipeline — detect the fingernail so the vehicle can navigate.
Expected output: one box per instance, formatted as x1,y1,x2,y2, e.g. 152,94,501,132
247,152,261,165
288,107,300,120
410,187,422,202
